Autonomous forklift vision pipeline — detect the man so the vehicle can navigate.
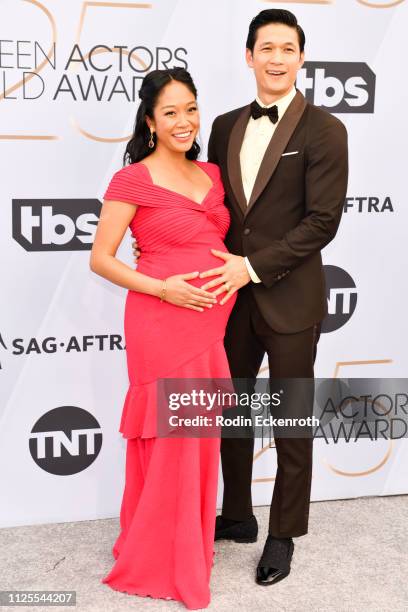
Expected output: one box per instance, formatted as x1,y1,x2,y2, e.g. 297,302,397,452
198,8,348,586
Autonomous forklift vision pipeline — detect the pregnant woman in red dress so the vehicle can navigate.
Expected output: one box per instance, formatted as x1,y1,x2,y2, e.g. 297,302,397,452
90,69,236,609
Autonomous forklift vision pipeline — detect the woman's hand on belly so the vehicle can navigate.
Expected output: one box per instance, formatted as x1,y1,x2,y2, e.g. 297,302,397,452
164,272,217,312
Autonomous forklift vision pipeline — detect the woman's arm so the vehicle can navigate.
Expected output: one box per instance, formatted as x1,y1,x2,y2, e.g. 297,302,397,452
90,199,161,295
90,200,216,312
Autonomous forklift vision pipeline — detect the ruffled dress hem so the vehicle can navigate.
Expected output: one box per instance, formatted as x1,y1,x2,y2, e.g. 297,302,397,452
120,338,232,439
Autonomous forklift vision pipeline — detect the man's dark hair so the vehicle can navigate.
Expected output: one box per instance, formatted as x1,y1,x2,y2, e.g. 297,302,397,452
246,9,305,54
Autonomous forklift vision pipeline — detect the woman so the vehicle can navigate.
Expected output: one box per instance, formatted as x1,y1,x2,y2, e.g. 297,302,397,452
90,68,237,609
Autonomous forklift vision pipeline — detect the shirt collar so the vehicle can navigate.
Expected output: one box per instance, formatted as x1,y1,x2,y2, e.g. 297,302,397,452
255,86,296,119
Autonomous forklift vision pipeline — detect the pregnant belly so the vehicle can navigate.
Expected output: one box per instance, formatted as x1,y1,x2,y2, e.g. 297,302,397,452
135,236,230,289
124,239,236,385
125,232,235,358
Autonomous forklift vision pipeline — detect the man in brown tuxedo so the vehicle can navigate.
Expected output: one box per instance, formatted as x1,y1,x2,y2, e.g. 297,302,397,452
198,9,348,585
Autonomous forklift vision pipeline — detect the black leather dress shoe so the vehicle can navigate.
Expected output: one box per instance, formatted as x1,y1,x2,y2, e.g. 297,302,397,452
214,514,258,543
256,535,294,586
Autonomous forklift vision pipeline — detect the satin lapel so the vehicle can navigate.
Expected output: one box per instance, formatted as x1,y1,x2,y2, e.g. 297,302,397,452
226,105,251,216
245,91,307,217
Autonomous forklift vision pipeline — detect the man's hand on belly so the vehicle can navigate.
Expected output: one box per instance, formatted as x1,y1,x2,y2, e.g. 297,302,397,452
199,249,250,305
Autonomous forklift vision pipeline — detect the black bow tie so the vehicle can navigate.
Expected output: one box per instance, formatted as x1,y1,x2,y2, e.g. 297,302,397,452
250,100,279,124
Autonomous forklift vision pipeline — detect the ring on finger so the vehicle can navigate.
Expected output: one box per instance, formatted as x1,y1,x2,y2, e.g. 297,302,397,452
224,282,231,292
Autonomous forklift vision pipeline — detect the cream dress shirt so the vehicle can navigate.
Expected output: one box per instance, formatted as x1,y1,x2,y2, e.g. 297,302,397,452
241,86,297,283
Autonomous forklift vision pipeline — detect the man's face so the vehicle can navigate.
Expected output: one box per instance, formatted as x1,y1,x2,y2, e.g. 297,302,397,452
246,23,305,102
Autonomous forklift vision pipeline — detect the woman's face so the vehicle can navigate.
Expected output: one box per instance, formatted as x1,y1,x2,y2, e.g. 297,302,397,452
146,80,199,154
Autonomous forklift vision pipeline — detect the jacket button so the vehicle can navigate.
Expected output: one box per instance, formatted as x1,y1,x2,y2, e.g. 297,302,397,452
243,228,251,235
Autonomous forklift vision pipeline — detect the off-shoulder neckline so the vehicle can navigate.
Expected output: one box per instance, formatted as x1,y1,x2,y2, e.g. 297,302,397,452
136,160,215,206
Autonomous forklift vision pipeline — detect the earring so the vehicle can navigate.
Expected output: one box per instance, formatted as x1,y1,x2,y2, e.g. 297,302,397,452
148,129,155,149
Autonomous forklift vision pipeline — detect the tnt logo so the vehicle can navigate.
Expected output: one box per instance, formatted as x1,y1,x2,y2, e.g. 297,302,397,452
29,406,102,475
297,62,375,113
12,200,101,251
322,265,357,333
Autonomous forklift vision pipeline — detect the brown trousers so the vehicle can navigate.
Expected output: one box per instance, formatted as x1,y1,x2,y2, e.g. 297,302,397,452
222,285,320,538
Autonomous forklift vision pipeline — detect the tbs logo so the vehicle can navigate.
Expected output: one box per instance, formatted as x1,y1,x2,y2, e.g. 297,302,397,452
12,199,101,251
297,62,376,113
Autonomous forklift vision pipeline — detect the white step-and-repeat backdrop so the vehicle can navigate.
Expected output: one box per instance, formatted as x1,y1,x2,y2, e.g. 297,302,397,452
1,0,407,527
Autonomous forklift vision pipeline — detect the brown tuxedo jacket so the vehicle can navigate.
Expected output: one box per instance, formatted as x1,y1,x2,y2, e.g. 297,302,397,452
207,90,349,334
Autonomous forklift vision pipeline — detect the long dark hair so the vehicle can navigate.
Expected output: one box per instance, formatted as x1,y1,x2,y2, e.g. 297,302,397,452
123,68,200,166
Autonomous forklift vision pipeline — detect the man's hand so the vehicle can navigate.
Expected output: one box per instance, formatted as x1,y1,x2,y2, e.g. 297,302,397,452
131,238,141,263
199,249,250,305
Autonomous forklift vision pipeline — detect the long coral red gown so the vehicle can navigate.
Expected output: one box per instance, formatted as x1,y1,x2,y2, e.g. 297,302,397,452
100,160,236,609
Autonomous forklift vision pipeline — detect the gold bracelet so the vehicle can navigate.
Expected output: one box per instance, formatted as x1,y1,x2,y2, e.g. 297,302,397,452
160,279,167,302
